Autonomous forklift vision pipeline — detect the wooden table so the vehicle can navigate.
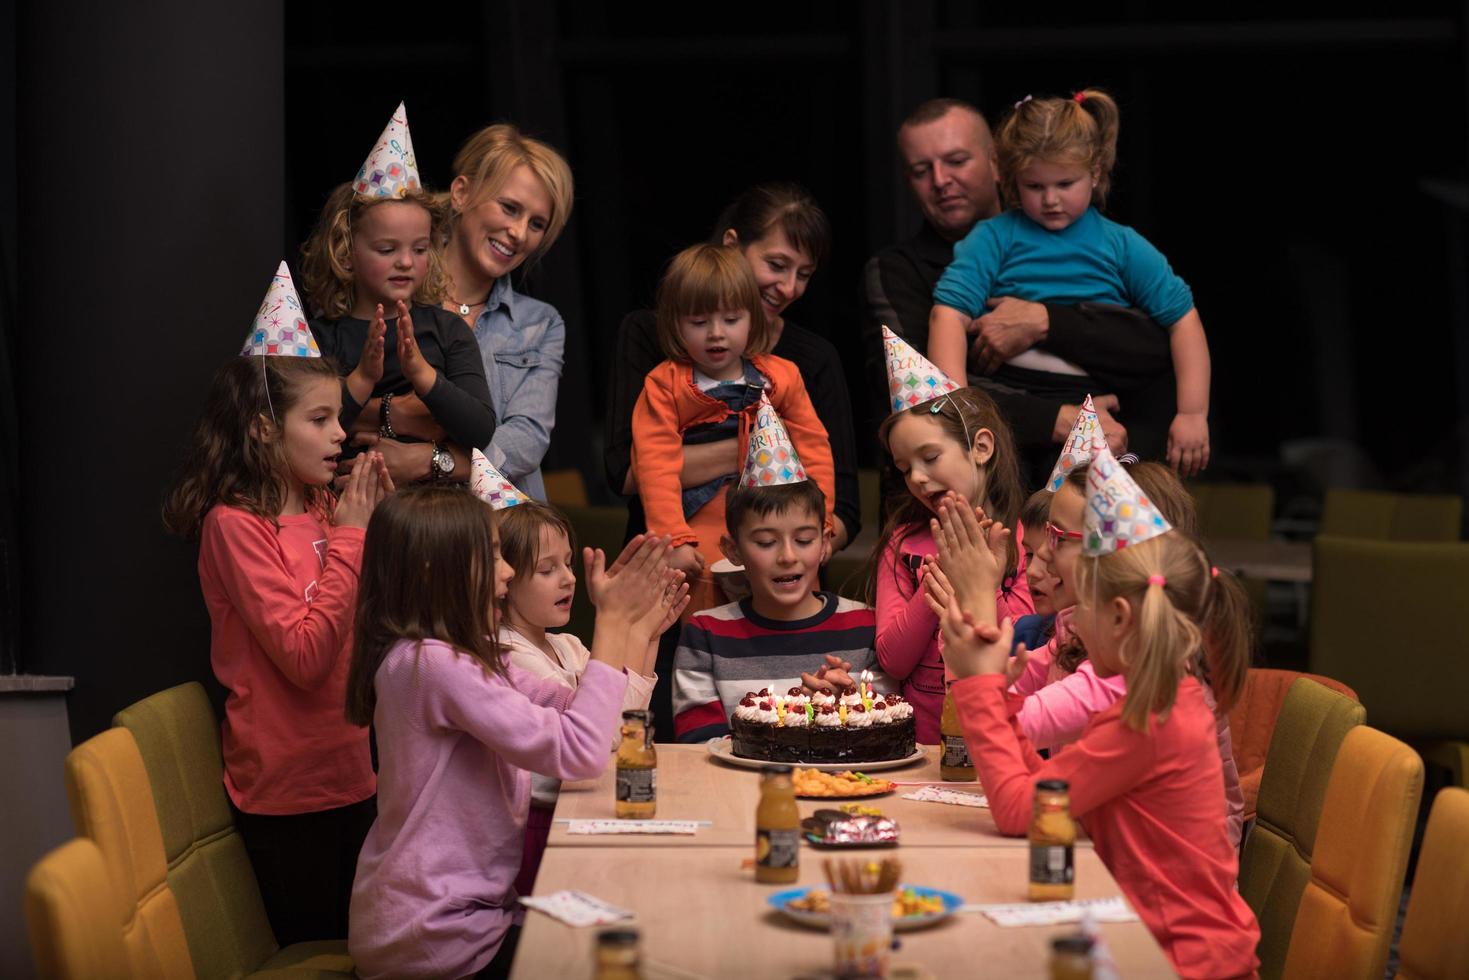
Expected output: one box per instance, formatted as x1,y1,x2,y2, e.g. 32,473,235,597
1207,538,1313,583
547,744,1063,849
510,846,1174,978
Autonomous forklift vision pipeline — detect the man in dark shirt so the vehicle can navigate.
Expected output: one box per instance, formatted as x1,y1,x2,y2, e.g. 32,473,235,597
862,98,1175,484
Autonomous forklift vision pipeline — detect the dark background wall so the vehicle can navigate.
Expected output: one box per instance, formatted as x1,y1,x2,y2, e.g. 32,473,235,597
4,0,1466,741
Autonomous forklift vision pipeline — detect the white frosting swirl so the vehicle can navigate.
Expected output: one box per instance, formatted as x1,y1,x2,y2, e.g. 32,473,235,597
755,702,780,725
869,700,892,724
811,690,836,708
814,707,843,728
782,706,809,728
887,700,915,721
733,699,761,723
846,704,873,728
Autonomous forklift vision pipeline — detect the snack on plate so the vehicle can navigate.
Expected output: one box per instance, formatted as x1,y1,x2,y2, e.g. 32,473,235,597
731,687,916,763
802,807,900,846
793,769,896,798
786,887,946,919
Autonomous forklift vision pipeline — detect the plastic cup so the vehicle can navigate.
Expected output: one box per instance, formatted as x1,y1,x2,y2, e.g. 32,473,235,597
830,891,894,978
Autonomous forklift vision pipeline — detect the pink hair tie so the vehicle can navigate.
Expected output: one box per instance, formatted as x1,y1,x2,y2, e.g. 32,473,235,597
1147,574,1166,587
1211,566,1220,579
1073,91,1087,103
1013,94,1033,110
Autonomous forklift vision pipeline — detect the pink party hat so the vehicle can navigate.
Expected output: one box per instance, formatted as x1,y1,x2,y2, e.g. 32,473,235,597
470,449,531,510
241,261,320,357
740,392,809,488
882,325,960,412
352,102,420,199
1082,445,1173,556
1046,394,1103,492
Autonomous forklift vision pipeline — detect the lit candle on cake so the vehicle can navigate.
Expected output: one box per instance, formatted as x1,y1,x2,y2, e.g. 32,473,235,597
860,669,874,709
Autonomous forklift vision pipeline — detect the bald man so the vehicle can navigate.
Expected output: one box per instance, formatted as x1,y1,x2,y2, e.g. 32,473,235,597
864,98,1175,483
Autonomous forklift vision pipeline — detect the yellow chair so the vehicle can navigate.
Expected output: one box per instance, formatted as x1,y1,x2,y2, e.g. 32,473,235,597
112,683,354,979
542,468,589,508
1394,786,1469,980
25,838,130,980
1309,537,1469,787
1239,677,1366,980
1189,481,1275,541
1281,725,1424,979
1320,488,1462,542
65,728,195,979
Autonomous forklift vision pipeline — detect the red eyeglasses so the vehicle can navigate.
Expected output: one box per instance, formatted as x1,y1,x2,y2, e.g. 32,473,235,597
1044,520,1084,550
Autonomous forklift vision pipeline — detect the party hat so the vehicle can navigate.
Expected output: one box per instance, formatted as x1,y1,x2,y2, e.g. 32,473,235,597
470,449,531,510
1082,445,1172,556
740,393,808,488
352,102,420,199
882,325,960,412
241,261,320,357
1046,394,1103,492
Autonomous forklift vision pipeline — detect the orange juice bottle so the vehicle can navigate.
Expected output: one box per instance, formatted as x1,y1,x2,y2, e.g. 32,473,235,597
755,765,801,884
1029,779,1076,900
940,687,976,781
593,928,642,979
615,710,657,819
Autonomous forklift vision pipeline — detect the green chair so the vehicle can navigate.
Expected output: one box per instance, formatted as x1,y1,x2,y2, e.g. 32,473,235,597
113,683,354,980
1320,489,1462,542
1238,677,1366,980
1310,536,1469,788
1189,481,1275,542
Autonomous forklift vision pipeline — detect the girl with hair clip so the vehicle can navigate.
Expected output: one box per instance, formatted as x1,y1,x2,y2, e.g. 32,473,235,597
345,487,685,980
939,446,1259,980
632,243,836,616
302,104,496,488
162,268,395,945
928,89,1214,476
866,331,1032,743
494,499,686,896
934,454,1246,846
441,123,576,502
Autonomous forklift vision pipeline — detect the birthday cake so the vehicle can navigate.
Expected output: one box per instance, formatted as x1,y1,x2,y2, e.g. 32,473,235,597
729,686,917,764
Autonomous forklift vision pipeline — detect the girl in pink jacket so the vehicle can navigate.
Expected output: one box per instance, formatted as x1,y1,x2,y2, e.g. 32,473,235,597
344,487,683,980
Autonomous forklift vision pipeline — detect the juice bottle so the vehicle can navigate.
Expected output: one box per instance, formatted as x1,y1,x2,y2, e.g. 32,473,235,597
939,687,976,781
593,927,643,979
1029,779,1076,900
615,710,657,819
1048,933,1095,980
754,765,801,884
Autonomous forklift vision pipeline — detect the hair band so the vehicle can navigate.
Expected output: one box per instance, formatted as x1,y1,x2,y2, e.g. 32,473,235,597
1147,574,1166,587
1210,566,1219,579
1073,91,1087,103
1117,452,1139,465
1013,94,1033,110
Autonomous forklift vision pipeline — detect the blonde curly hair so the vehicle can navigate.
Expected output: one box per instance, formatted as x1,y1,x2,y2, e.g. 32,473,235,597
299,183,452,320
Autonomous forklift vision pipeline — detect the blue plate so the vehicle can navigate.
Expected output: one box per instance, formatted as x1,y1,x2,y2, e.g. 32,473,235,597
767,884,963,931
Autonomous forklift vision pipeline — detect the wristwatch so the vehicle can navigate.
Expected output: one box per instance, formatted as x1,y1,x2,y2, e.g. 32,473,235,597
378,392,397,439
430,442,455,481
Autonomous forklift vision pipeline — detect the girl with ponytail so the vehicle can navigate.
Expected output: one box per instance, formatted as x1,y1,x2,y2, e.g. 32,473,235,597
927,88,1215,477
936,447,1259,979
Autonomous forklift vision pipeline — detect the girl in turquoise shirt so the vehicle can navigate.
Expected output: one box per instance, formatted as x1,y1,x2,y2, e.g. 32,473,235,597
928,89,1213,477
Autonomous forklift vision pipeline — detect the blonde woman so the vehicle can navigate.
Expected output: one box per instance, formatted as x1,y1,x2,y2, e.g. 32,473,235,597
442,124,575,501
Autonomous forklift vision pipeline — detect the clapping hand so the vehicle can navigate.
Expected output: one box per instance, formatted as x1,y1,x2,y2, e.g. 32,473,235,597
395,300,439,397
939,599,1028,682
332,451,395,529
932,493,1008,614
345,306,388,405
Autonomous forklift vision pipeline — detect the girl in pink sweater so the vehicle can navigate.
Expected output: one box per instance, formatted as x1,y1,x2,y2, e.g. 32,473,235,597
344,486,684,980
164,344,395,944
871,383,1032,742
941,449,1259,979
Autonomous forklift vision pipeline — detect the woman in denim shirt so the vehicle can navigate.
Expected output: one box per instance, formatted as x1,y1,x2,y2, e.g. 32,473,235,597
440,124,575,501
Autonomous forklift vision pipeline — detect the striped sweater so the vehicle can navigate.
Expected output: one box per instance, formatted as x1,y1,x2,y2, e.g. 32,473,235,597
672,591,892,742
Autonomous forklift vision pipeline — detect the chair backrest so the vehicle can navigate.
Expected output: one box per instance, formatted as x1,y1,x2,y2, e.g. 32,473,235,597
1228,668,1359,818
1239,677,1366,980
1309,536,1469,740
1190,481,1275,541
542,468,589,508
64,727,194,979
1395,786,1469,980
25,838,130,980
1320,488,1462,542
113,682,278,980
1282,725,1424,979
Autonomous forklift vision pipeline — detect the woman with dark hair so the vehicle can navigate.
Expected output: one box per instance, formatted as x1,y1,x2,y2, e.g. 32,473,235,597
606,182,860,548
604,182,861,728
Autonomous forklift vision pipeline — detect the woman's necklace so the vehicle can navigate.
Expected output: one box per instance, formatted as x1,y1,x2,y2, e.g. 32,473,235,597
451,296,488,317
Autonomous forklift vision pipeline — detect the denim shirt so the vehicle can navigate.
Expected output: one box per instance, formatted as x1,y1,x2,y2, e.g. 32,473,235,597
472,276,565,502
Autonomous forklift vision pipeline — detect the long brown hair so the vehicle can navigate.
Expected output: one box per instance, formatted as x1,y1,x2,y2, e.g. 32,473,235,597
497,501,577,587
866,386,1024,602
345,486,505,726
162,356,341,539
995,88,1120,210
299,182,452,319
